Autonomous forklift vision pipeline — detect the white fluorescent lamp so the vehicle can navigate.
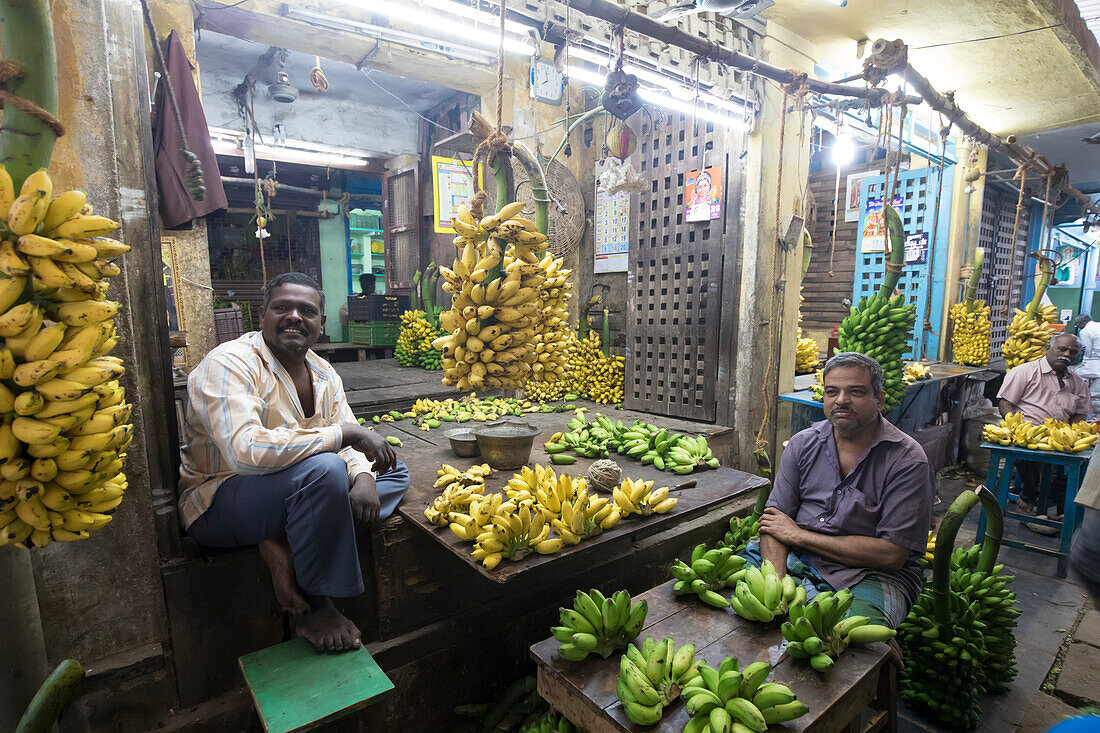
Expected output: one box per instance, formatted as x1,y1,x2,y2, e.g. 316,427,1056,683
565,64,608,88
832,134,855,165
568,46,749,114
411,0,534,38
637,88,747,130
208,126,375,169
829,0,847,5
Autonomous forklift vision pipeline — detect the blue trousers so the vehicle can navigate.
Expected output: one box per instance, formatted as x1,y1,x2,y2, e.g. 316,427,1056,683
187,454,409,598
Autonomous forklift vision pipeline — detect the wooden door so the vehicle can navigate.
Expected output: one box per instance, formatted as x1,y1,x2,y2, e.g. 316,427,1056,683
624,113,741,422
383,164,419,291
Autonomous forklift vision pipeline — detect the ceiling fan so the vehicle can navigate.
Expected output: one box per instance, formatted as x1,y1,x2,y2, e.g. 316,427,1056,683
649,0,774,22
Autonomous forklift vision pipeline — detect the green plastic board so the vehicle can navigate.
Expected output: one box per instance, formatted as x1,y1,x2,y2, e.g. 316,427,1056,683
239,638,394,733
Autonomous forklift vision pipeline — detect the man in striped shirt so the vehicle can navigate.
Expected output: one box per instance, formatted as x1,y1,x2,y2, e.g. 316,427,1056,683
178,272,408,652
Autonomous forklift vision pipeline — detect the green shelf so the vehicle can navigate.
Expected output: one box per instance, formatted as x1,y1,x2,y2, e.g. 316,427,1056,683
350,227,384,233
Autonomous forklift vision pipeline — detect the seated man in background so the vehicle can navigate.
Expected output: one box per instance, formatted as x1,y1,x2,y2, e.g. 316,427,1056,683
998,333,1088,527
1073,314,1100,417
752,352,934,629
178,272,409,653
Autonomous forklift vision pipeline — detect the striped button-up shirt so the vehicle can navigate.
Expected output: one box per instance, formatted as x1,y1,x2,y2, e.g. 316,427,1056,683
177,331,372,529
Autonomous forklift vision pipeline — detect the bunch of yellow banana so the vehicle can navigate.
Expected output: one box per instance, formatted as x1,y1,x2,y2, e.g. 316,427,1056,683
948,300,991,366
570,331,625,405
982,412,1098,452
924,530,936,564
503,463,579,514
551,484,620,544
423,465,491,527
1002,305,1059,368
447,491,506,542
794,328,819,375
470,501,563,569
612,477,676,518
436,201,552,391
525,254,574,395
0,166,133,549
903,362,932,383
1039,418,1098,453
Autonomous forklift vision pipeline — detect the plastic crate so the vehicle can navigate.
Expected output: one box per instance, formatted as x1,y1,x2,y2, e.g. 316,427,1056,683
349,209,382,231
348,321,399,346
347,294,408,322
213,307,243,344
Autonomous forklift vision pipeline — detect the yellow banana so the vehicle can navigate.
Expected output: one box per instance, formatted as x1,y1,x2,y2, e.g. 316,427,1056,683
55,449,95,472
61,362,121,386
34,378,93,402
0,240,31,277
42,190,88,233
91,258,120,276
40,483,74,511
42,406,94,432
0,275,26,313
7,188,49,236
17,233,72,258
0,347,13,380
30,457,58,483
15,495,50,529
56,261,99,294
56,300,119,326
50,527,88,542
82,237,129,258
13,391,44,416
23,322,67,361
12,416,63,444
26,256,74,288
0,164,14,221
12,359,62,387
20,168,52,200
54,215,120,239
26,436,71,459
91,378,120,397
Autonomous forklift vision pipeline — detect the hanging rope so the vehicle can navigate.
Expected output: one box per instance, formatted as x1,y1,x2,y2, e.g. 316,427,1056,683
890,101,907,201
469,0,511,219
921,123,949,339
0,61,64,136
139,0,204,202
828,103,844,278
1001,164,1028,318
310,56,329,93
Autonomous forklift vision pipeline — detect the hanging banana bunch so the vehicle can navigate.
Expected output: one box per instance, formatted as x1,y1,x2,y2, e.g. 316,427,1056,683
949,248,992,366
1002,252,1059,368
436,201,550,390
0,166,133,549
836,205,916,410
795,229,819,374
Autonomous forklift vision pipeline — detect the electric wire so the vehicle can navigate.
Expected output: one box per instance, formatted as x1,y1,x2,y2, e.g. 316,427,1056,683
912,17,1100,50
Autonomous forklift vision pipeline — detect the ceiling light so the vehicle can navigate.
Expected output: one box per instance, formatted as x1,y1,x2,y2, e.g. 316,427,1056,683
828,0,847,5
637,88,748,130
208,126,375,169
832,134,855,165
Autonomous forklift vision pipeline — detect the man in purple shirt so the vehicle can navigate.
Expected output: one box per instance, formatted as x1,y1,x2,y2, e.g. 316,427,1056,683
758,352,934,627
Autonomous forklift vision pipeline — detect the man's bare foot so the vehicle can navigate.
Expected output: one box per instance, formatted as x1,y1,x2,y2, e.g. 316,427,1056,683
296,597,361,653
258,538,309,615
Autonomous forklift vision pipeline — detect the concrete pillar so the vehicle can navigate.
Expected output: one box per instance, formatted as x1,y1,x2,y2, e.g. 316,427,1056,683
0,551,49,730
938,143,987,355
733,25,816,468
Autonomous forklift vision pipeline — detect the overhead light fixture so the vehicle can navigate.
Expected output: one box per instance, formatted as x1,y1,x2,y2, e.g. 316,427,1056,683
284,4,534,65
828,0,847,5
832,133,855,165
208,126,375,170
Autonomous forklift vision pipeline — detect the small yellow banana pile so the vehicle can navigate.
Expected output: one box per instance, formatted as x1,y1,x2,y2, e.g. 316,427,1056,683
949,300,991,366
0,166,133,549
503,463,578,511
612,477,676,518
423,463,492,527
795,328,819,375
436,201,550,390
811,369,825,402
903,362,932,383
983,412,1098,452
526,255,573,395
924,530,936,564
551,484,621,544
470,502,562,569
570,331,625,404
1002,305,1059,368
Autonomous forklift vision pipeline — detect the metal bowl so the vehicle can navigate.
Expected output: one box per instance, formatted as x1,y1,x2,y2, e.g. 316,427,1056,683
444,429,481,458
473,421,540,469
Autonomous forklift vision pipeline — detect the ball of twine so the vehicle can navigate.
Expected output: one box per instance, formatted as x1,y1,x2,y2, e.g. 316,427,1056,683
586,459,622,493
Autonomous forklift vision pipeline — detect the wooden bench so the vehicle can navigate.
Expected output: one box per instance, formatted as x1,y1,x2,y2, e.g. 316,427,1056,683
312,342,392,362
530,579,897,733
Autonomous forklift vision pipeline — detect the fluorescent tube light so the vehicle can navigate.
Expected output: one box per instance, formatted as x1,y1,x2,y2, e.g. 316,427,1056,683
208,126,376,170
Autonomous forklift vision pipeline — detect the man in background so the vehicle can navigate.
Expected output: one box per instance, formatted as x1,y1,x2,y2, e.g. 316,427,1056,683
1074,314,1100,417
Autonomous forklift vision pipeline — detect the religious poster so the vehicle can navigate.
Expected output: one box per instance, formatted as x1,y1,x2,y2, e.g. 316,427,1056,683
904,232,929,266
860,196,904,253
432,155,481,233
685,167,722,222
845,170,879,222
595,185,630,273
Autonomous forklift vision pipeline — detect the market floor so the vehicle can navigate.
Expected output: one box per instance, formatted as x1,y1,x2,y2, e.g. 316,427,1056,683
895,474,1095,733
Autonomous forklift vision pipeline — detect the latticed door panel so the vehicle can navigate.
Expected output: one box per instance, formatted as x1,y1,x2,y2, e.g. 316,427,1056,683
383,165,419,291
625,114,736,421
976,186,1031,357
853,167,955,359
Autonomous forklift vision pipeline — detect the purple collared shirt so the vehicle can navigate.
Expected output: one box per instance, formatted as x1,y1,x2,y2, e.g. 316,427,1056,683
767,417,934,601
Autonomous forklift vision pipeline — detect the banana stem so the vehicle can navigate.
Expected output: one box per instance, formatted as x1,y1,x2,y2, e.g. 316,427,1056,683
546,107,607,169
487,156,511,285
933,488,981,625
0,0,59,189
964,247,985,312
750,481,773,521
880,205,907,298
975,485,1004,574
1025,255,1055,318
14,659,84,733
602,308,610,358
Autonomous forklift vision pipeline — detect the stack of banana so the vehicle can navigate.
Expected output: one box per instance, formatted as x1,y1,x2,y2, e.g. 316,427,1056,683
525,252,573,397
437,201,551,390
551,485,621,543
552,588,647,661
0,166,132,549
571,331,624,404
718,514,760,554
728,559,803,622
470,501,562,569
948,301,992,366
422,463,491,526
680,658,809,731
395,309,443,370
782,589,896,672
811,368,825,402
611,477,677,517
616,636,702,725
1002,305,1059,368
670,543,748,608
903,362,931,383
794,293,820,374
982,412,1098,452
948,545,1019,691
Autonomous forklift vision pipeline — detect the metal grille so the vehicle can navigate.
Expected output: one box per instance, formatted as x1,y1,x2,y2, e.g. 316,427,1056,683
383,165,419,291
625,113,734,421
853,166,955,359
976,185,1032,357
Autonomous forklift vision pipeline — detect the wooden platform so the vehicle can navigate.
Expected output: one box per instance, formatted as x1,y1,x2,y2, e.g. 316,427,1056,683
530,579,897,733
374,406,758,584
329,359,456,413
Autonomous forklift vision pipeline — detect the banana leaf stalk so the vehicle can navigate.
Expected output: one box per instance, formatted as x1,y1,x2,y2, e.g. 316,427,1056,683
410,271,422,312
932,488,981,625
963,248,985,313
881,205,907,297
487,156,510,285
0,0,60,188
1024,253,1056,318
15,659,84,733
974,485,1004,574
602,308,610,358
750,481,773,522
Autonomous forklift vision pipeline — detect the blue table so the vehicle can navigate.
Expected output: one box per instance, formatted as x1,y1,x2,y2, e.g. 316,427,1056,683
976,441,1092,577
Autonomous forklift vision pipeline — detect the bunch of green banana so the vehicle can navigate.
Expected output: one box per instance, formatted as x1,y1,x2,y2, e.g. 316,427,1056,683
0,166,134,550
728,559,804,622
517,711,580,733
453,675,576,733
717,514,759,554
670,543,747,608
783,589,896,672
616,636,702,725
947,545,1019,691
552,588,647,661
836,204,915,410
546,414,719,473
396,308,444,370
680,657,809,732
611,477,677,517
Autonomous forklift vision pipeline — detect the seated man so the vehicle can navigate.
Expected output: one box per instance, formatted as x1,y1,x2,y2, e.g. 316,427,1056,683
753,352,934,628
178,272,409,652
998,333,1088,522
